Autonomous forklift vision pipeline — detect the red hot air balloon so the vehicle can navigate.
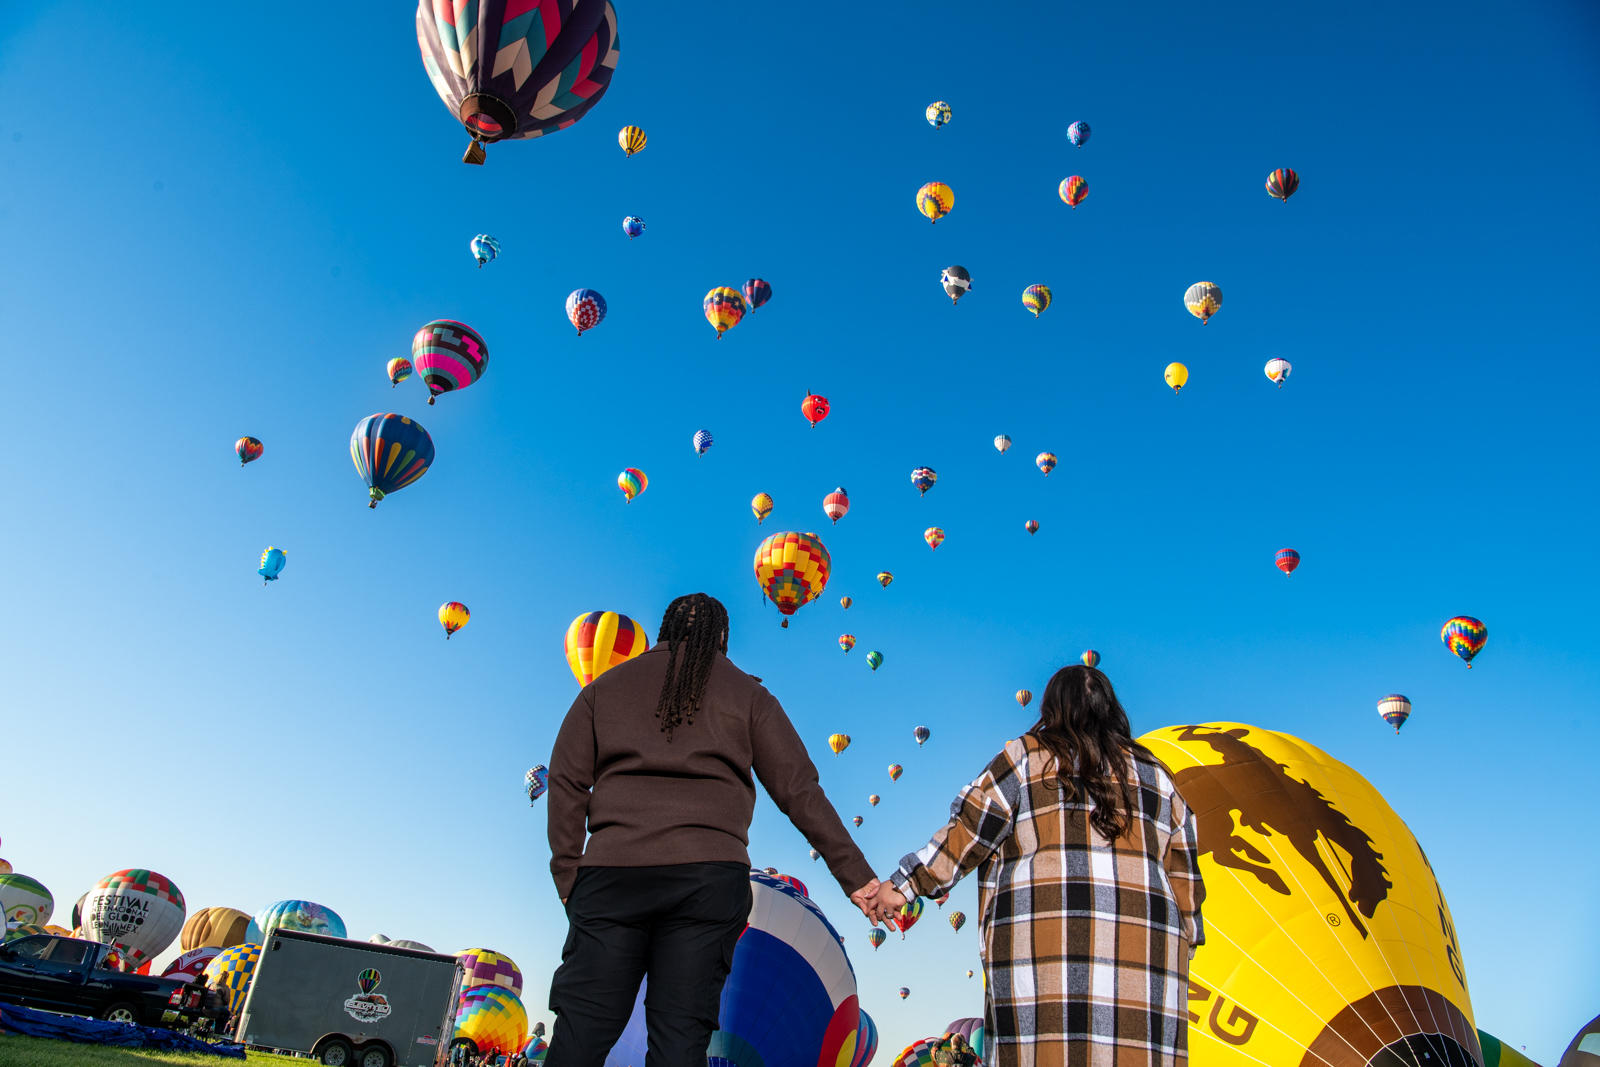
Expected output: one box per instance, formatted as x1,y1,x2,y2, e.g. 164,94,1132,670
802,392,830,428
823,488,850,524
1275,548,1301,574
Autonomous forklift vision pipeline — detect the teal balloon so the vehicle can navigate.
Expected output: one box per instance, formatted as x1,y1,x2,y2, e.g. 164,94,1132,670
866,651,883,673
254,900,346,940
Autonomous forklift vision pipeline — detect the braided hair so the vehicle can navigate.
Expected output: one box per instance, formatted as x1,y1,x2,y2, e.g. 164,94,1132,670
655,593,730,739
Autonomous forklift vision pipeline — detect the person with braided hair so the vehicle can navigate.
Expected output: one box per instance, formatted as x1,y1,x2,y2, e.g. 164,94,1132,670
546,593,878,1067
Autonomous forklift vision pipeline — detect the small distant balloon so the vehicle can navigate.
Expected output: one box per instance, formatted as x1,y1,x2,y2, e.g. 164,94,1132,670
949,911,966,933
868,929,886,950
934,893,948,907
892,898,922,937
914,726,930,746
1164,362,1189,394
898,988,909,1000
1275,548,1301,575
828,733,851,756
704,287,747,338
887,764,902,781
926,102,952,128
966,970,974,979
752,493,774,524
1024,520,1039,535
525,766,548,804
994,435,1011,454
258,547,286,584
1081,650,1100,668
802,392,830,428
1184,282,1222,324
911,467,938,495
1266,168,1299,202
1036,452,1057,476
868,794,880,807
867,651,884,673
742,279,771,311
387,358,412,387
618,126,647,156
839,596,852,610
1067,120,1091,146
1377,694,1412,733
1016,689,1032,708
1265,358,1292,387
622,216,645,240
877,572,893,588
566,290,607,336
809,849,820,862
853,816,863,828
916,181,954,224
823,487,850,524
1059,176,1087,208
924,527,945,551
236,437,263,467
617,468,648,503
839,634,856,654
1022,285,1051,317
439,601,470,638
470,234,500,268
693,430,713,456
941,266,972,305
1441,616,1487,668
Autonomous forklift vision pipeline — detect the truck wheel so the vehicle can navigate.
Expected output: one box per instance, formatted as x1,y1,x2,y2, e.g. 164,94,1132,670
101,1002,141,1025
318,1038,354,1066
357,1044,393,1067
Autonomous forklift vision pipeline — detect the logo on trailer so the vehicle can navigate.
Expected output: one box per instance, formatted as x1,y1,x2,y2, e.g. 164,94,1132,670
344,968,391,1023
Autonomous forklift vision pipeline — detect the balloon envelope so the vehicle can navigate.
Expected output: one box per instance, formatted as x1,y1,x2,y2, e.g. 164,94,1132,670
622,216,645,239
81,870,185,969
617,467,647,502
203,942,261,1013
387,358,413,386
470,234,500,267
1266,168,1300,202
911,468,938,495
350,414,435,506
802,392,830,427
925,102,951,127
457,948,524,995
1022,285,1051,317
1377,695,1412,733
566,289,607,335
828,734,851,755
235,437,263,466
1275,548,1301,574
182,907,259,951
743,279,772,310
1059,175,1087,208
694,430,714,456
994,435,1011,453
1184,282,1223,323
455,985,528,1057
1165,362,1189,394
618,126,646,156
564,611,649,687
1081,650,1100,668
526,765,549,803
254,900,346,941
0,874,53,927
1036,452,1057,475
163,946,222,982
916,182,954,223
258,547,287,582
1067,120,1090,146
704,287,747,337
1441,616,1487,667
754,532,832,617
823,488,850,524
1265,358,1292,386
440,601,470,637
412,319,489,404
752,493,774,523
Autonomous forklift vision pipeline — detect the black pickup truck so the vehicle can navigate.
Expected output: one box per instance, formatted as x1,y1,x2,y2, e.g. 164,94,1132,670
0,934,224,1029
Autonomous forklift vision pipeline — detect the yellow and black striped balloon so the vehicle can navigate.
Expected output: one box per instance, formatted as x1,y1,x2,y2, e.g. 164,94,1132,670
618,125,646,156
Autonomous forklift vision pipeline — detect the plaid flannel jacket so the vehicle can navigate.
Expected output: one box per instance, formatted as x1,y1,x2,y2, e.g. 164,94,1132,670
891,734,1205,1067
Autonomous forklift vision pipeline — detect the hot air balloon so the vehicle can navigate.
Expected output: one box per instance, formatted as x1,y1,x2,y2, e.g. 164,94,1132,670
1275,548,1301,574
994,435,1011,453
413,319,489,405
911,467,938,495
944,1019,984,1063
1016,689,1032,708
1377,695,1412,733
417,0,620,165
743,279,772,311
1024,520,1039,535
258,547,287,583
1022,285,1051,317
619,126,646,156
752,493,774,524
966,971,974,979
916,182,954,224
1059,175,1088,209
924,527,945,551
0,875,53,927
753,531,832,626
948,911,966,933
914,726,930,746
839,634,856,653
1036,452,1057,475
926,102,952,128
877,572,893,588
704,287,748,338
80,870,186,970
0,862,10,876
898,988,910,1000
809,849,820,862
4,923,46,944
471,234,500,268
868,794,880,807
1184,282,1223,323
1266,168,1299,202
839,596,852,610
933,893,948,907
823,488,850,524
235,437,263,466
1165,362,1189,394
181,908,260,951
564,611,649,686
203,942,261,1013
1081,650,1100,668
868,929,886,950
455,985,529,1057
693,429,713,456
892,897,922,938
852,1012,879,1067
162,945,223,983
829,734,851,755
525,765,549,804
458,948,524,995
566,289,607,335
853,816,863,827
622,216,645,240
1067,120,1091,146
439,601,470,638
617,467,647,502
1140,722,1484,1067
387,358,413,387
802,392,830,427
1265,358,1292,387
351,413,435,507
941,266,972,305
255,900,346,941
1441,616,1487,667
867,651,884,673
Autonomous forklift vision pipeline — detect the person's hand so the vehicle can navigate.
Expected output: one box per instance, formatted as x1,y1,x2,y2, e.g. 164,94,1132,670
849,878,881,923
868,882,908,923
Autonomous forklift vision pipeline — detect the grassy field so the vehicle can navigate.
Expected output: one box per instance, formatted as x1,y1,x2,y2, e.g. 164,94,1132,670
0,1034,306,1067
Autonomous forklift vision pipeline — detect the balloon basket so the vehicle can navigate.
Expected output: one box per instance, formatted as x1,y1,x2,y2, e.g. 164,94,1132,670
462,140,486,166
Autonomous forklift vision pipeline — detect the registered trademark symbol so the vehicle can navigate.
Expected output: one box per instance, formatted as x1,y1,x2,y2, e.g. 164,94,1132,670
1326,913,1341,926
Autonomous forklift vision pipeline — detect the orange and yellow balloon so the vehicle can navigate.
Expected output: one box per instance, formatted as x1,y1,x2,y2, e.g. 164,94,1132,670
618,126,646,156
916,181,954,223
924,527,945,551
439,602,470,639
752,492,774,524
563,611,650,687
754,531,831,626
704,287,747,338
828,733,852,756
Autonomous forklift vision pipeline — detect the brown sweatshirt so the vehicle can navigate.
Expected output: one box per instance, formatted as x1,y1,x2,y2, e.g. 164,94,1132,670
548,644,874,901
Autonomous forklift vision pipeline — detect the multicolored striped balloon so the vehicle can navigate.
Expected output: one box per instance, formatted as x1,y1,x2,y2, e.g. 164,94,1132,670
693,429,713,456
840,596,852,610
926,101,952,128
622,216,645,240
1081,650,1100,668
742,279,772,310
350,413,435,507
839,634,855,654
1024,520,1039,535
1266,168,1299,202
876,572,893,588
1022,285,1052,317
618,126,647,156
1036,452,1057,475
235,437,263,466
564,611,649,686
868,652,884,673
704,287,747,338
1377,694,1412,732
1059,175,1087,208
1275,548,1301,574
566,290,607,335
1441,616,1487,667
1067,120,1091,146
924,527,945,551
753,531,832,620
916,181,954,223
470,234,500,268
439,601,470,639
387,358,412,387
412,320,489,404
1184,282,1223,323
617,468,647,502
887,762,902,781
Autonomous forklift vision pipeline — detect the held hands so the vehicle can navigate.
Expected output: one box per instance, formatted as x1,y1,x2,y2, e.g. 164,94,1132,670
861,881,908,926
849,878,881,921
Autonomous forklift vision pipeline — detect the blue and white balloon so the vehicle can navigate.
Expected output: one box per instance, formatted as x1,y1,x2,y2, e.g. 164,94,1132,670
693,430,713,457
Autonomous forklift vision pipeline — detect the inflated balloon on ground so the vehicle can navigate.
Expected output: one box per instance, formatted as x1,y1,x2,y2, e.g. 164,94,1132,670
0,874,53,926
182,907,259,951
458,948,524,995
455,985,528,1056
203,942,261,1012
82,870,186,970
254,900,345,940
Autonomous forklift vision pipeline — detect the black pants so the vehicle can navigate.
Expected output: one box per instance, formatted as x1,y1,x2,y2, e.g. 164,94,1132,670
546,863,751,1067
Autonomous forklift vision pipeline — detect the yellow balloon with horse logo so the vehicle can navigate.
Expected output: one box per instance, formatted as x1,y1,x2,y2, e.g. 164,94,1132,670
1138,724,1480,1066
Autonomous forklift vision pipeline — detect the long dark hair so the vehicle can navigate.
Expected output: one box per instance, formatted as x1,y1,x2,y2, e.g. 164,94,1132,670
654,593,730,739
1028,665,1150,841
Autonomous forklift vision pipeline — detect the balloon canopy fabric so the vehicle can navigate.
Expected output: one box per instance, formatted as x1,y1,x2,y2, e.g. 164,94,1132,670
914,726,930,746
876,572,892,588
839,634,855,653
867,651,884,673
1059,176,1087,208
181,907,259,951
235,437,263,466
887,764,902,782
1266,168,1300,202
258,547,287,582
1024,520,1039,535
911,468,938,495
693,429,713,456
81,870,186,970
1275,548,1301,574
1080,650,1100,668
1140,723,1482,1066
1015,689,1032,707
412,319,489,405
924,527,944,551
458,947,524,995
415,0,620,164
1022,285,1051,317
823,488,850,524
1184,281,1223,323
852,1010,879,1067
752,493,774,523
1164,362,1189,394
1377,694,1412,733
1441,616,1487,667
743,278,772,310
948,910,966,932
566,289,607,335
471,234,500,267
1036,452,1057,475
622,215,645,239
867,794,879,806
802,392,830,427
892,895,921,936
839,596,851,610
387,358,413,386
618,125,646,156
162,945,222,983
455,985,529,1056
203,942,261,1013
439,601,471,637
925,101,951,127
254,900,346,940
753,531,832,618
828,733,851,755
564,611,648,686
0,874,53,927
994,435,1011,453
704,287,747,338
916,182,954,223
351,414,435,507
1265,358,1292,387
1067,120,1090,146
617,467,647,502
867,929,885,950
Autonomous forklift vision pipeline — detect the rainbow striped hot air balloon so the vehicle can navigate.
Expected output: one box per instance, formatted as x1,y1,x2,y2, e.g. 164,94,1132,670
1024,520,1039,535
350,414,434,508
412,320,489,405
1022,285,1052,317
704,287,747,338
1081,650,1100,668
564,611,649,687
387,358,413,387
1441,616,1487,667
916,181,954,223
617,467,647,502
839,634,855,654
754,531,832,628
1059,175,1087,208
1266,168,1299,202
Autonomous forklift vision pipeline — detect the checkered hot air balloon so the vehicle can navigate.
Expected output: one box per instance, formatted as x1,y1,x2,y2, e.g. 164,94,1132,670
1184,282,1223,323
351,414,435,507
1441,616,1487,667
1377,695,1412,733
823,488,850,524
1067,120,1091,146
235,437,263,466
458,948,524,995
525,765,548,804
412,320,489,404
471,234,500,268
1059,176,1087,208
564,611,648,686
704,287,747,338
1266,168,1299,202
566,290,607,335
202,942,261,1013
924,527,945,551
1022,285,1052,317
692,430,714,457
917,182,954,223
754,531,831,627
416,0,620,165
742,278,771,310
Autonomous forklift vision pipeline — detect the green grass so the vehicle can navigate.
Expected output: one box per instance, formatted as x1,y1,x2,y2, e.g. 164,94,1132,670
0,1034,305,1067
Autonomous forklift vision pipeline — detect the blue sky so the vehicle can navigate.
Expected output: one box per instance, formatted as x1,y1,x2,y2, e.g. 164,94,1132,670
1,1,1597,1062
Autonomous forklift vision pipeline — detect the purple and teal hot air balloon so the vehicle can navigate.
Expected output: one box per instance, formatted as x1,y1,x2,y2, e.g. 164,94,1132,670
416,0,620,165
567,289,607,335
412,320,489,405
1441,616,1487,667
622,216,645,240
350,414,435,508
1067,120,1091,147
742,279,772,311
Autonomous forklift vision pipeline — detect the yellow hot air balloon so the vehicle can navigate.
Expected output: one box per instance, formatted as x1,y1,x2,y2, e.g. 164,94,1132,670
828,733,851,756
704,287,747,338
1140,723,1483,1064
839,596,852,610
563,611,650,687
1184,281,1223,323
439,601,471,639
752,492,774,524
181,908,257,951
916,181,954,224
618,126,647,156
1164,362,1189,395
877,572,893,588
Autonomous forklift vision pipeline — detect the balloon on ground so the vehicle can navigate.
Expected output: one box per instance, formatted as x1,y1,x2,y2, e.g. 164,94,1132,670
254,900,346,940
455,985,528,1056
564,611,648,686
182,907,260,950
81,870,185,970
163,946,222,983
457,948,524,995
203,942,261,1012
0,874,53,926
